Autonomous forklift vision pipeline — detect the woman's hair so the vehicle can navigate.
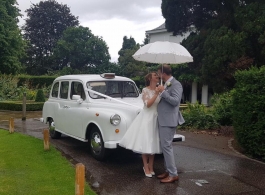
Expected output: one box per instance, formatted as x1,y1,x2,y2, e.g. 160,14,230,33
158,64,172,75
145,72,156,86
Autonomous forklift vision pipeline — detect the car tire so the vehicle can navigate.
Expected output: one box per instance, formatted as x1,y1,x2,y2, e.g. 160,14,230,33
49,118,61,139
89,126,109,161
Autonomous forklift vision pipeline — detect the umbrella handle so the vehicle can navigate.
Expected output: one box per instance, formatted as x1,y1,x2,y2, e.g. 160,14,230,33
160,64,163,85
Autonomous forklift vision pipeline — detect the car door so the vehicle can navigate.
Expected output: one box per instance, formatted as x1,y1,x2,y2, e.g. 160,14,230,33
61,81,87,139
56,80,71,134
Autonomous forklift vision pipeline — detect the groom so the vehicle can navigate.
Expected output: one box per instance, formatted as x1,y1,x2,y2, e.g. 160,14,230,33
156,64,185,183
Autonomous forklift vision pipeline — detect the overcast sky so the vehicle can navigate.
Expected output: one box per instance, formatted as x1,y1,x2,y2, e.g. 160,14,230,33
16,0,165,62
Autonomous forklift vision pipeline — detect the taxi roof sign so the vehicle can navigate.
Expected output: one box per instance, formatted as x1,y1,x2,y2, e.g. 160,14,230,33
100,73,115,79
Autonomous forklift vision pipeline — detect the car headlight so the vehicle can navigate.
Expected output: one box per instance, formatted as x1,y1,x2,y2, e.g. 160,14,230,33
110,114,121,126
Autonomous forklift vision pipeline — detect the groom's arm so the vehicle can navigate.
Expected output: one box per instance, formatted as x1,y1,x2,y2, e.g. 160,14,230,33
160,81,182,107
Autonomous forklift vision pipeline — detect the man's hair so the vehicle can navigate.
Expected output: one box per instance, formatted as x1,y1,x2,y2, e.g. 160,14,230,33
158,64,172,75
144,72,156,86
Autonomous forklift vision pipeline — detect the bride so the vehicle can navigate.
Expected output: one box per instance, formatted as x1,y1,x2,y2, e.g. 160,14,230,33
119,72,161,178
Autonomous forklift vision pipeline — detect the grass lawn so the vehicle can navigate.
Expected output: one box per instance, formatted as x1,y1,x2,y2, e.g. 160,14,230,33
0,129,97,195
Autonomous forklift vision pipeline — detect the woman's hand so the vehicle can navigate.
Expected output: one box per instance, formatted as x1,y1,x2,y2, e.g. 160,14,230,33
156,85,164,93
155,87,160,95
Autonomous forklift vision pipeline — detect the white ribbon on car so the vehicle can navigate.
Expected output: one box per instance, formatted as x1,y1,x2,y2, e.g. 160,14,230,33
85,88,142,109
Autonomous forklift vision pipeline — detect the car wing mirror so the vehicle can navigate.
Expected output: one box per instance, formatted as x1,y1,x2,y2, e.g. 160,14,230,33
72,95,81,100
72,95,83,104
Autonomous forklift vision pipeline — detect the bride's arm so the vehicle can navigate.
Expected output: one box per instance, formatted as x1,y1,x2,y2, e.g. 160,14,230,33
142,88,159,108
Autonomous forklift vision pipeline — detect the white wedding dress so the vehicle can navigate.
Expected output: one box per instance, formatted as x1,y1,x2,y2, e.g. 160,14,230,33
119,87,161,154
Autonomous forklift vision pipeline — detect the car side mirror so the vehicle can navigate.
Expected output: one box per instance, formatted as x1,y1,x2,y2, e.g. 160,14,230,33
72,95,83,104
72,95,81,100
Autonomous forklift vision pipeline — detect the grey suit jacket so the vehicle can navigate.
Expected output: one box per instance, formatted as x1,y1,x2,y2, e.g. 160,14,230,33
157,78,185,127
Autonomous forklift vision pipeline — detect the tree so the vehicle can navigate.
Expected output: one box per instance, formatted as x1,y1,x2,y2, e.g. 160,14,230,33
95,62,123,75
142,34,150,45
118,45,147,77
53,26,110,72
22,0,79,75
117,36,148,77
234,2,265,66
201,27,248,92
118,36,137,62
162,0,265,92
0,0,25,74
161,0,260,35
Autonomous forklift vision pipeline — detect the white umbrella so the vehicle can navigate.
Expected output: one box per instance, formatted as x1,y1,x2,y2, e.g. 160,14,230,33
132,41,193,64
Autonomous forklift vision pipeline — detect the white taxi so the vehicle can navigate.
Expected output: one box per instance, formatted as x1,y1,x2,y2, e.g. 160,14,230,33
41,73,184,160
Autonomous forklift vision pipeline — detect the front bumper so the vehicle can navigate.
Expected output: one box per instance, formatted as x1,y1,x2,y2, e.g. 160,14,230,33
104,141,119,149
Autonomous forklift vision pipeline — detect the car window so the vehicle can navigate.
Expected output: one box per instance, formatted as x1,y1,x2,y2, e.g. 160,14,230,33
71,82,86,100
123,81,138,97
87,82,106,99
59,81,69,99
87,81,139,99
51,82,59,98
106,82,120,96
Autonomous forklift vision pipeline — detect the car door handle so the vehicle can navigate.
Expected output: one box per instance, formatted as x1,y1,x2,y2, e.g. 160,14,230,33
63,105,70,108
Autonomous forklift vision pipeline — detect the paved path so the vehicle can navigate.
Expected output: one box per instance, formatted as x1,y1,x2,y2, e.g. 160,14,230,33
1,117,265,195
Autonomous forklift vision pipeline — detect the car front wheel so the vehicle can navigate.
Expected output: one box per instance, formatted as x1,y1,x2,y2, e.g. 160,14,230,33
48,118,61,139
89,127,109,161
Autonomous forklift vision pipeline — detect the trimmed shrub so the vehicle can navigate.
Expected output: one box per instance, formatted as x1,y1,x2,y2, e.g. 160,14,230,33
0,101,44,111
232,66,265,161
179,102,219,130
210,91,233,126
17,75,56,89
0,74,19,101
35,89,45,102
0,74,53,101
16,84,37,101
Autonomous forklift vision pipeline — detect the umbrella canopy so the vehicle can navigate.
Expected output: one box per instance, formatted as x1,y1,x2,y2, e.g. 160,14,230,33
132,41,193,64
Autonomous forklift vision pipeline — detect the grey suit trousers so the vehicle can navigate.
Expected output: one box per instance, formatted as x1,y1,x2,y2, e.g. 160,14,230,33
158,123,178,177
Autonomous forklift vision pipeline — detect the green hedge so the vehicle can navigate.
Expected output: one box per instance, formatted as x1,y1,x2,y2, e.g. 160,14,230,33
17,75,56,89
179,102,219,130
15,75,146,90
232,66,265,161
211,91,233,126
0,101,44,111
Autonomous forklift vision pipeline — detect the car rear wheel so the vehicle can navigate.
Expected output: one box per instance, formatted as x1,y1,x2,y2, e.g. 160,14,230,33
49,118,61,139
89,126,109,161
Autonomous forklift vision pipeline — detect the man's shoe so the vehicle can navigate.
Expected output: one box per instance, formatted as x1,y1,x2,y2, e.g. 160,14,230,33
160,176,179,183
157,172,169,179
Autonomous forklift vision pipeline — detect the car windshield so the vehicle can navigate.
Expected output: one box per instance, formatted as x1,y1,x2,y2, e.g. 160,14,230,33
86,81,140,99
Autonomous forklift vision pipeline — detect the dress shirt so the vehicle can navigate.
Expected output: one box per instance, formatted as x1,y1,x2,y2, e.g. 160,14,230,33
160,76,173,96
